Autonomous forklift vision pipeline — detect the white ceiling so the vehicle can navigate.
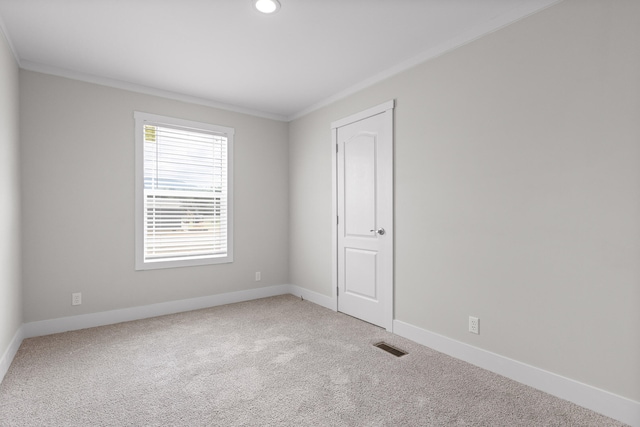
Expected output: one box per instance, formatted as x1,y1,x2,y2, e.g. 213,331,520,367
0,0,559,121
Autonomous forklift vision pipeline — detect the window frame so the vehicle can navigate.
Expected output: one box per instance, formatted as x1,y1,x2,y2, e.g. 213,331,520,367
134,111,234,270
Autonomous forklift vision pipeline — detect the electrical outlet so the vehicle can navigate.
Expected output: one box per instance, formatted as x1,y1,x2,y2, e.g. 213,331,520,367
469,316,479,334
72,293,82,306
255,271,261,281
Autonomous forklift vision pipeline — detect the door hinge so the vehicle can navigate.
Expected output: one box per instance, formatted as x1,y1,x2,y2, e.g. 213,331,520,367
337,287,339,296
336,144,339,153
337,216,339,225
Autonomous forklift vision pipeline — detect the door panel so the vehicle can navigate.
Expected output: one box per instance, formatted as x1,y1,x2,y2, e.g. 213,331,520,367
335,104,393,330
344,133,377,237
344,248,377,300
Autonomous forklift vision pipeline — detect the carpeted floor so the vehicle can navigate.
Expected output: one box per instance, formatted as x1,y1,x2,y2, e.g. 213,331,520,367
0,295,628,426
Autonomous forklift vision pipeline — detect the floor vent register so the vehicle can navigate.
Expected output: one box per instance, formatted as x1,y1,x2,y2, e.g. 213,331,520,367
374,342,408,357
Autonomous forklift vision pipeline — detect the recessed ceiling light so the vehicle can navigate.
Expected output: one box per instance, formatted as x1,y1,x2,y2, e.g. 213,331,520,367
254,0,281,14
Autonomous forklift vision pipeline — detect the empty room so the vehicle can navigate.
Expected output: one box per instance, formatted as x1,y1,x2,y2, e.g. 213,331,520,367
0,0,638,425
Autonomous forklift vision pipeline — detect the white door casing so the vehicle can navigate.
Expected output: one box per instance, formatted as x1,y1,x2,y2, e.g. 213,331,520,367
331,100,394,331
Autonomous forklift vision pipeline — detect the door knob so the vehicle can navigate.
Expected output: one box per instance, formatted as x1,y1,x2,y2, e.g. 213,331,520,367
370,228,385,235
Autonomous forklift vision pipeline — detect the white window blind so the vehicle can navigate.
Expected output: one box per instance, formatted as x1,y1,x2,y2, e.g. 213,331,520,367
135,112,234,270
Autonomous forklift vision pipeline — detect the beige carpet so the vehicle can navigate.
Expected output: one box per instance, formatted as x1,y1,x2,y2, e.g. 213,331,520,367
0,295,627,426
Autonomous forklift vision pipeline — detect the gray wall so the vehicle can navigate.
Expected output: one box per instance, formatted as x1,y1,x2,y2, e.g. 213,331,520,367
0,31,21,360
289,0,640,402
20,71,290,322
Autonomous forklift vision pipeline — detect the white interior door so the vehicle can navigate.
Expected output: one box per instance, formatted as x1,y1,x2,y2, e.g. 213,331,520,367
332,101,394,331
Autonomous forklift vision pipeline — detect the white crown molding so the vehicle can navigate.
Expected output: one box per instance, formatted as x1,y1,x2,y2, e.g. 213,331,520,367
8,1,562,123
0,12,20,66
393,320,640,427
10,1,562,124
20,60,289,122
287,0,563,121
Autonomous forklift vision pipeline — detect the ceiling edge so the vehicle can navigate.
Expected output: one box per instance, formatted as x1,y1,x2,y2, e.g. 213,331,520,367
287,0,563,122
20,60,289,122
7,0,563,124
0,12,20,66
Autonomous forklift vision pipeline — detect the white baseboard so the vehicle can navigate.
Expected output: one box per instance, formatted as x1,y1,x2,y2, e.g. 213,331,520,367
6,287,638,427
0,326,24,384
2,285,295,386
393,319,640,427
23,284,292,339
3,285,332,385
287,285,334,310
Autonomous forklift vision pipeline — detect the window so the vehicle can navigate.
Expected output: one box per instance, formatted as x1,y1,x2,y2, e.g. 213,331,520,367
135,112,233,270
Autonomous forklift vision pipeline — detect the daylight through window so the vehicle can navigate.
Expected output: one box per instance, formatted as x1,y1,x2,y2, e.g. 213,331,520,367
135,112,234,270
